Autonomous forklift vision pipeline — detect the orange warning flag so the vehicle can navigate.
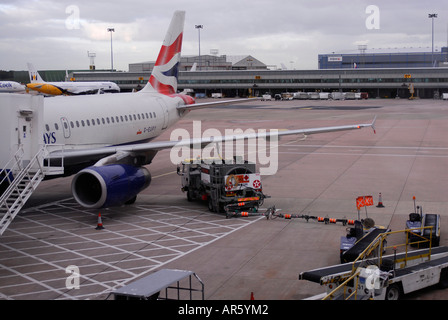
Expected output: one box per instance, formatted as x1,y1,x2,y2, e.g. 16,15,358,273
356,196,365,209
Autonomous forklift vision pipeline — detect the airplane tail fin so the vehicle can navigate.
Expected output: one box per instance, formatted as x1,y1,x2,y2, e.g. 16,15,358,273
27,63,45,83
141,10,185,95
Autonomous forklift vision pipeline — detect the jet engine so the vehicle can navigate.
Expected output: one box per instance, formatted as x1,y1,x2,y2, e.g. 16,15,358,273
71,164,151,209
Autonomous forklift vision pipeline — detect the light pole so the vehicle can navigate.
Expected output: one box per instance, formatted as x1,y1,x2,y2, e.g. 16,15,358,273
107,27,115,71
428,13,437,67
195,25,203,70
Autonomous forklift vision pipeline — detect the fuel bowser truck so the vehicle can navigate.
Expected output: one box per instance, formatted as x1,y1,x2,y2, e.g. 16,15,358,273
177,157,267,215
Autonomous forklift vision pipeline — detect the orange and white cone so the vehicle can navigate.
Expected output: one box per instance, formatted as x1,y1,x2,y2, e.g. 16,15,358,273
376,193,385,208
95,213,105,230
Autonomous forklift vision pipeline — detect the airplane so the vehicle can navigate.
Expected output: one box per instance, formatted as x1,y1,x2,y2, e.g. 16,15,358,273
14,10,375,210
0,81,26,93
26,63,121,96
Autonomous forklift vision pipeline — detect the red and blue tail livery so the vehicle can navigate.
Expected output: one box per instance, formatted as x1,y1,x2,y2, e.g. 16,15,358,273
145,10,185,95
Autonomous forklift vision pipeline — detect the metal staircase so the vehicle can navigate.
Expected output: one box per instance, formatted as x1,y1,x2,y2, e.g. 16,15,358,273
0,145,63,235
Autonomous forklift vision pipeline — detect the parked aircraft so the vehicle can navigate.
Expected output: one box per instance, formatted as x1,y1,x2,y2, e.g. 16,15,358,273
24,11,375,209
26,63,120,96
0,81,26,93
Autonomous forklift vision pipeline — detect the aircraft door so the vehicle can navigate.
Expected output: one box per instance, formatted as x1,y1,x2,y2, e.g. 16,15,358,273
156,98,169,130
17,114,33,166
60,117,71,139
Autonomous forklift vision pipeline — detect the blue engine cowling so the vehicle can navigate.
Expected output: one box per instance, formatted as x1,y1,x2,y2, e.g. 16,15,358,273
71,164,151,209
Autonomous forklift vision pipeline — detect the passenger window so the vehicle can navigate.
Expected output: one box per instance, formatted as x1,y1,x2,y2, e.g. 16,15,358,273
54,123,59,130
76,121,80,127
106,117,110,124
125,115,128,121
133,114,137,120
45,124,50,131
102,118,105,124
97,118,100,125
63,122,68,129
70,121,74,128
86,119,90,126
81,120,85,127
120,116,124,122
92,119,95,126
137,114,141,120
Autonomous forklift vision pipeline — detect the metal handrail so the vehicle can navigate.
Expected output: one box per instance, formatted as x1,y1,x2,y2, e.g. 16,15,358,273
324,227,434,300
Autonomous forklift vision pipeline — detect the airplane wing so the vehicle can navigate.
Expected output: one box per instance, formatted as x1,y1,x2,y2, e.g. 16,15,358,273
177,98,258,111
48,116,377,165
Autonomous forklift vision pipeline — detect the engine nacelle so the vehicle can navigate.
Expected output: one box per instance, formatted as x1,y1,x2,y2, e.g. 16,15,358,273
71,164,151,209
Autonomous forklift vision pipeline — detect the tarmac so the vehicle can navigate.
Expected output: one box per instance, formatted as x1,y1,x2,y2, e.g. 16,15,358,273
1,97,448,300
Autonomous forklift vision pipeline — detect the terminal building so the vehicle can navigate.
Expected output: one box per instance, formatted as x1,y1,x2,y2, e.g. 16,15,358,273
3,50,448,99
319,47,448,69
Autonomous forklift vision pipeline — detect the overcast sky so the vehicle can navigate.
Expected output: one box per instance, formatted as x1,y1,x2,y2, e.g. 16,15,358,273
0,0,447,72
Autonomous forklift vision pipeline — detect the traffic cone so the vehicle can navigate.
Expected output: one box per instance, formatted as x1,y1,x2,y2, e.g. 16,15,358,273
250,292,255,300
376,193,385,208
95,213,105,230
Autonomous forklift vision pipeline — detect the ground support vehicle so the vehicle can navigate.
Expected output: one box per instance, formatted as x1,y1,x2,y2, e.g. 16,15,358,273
340,218,389,263
300,228,448,300
261,94,272,101
178,158,267,214
406,198,441,247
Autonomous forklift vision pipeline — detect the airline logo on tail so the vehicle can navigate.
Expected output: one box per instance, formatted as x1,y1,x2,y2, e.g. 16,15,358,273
146,11,185,95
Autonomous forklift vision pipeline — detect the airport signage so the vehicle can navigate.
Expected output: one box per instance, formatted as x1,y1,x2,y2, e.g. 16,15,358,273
328,56,343,62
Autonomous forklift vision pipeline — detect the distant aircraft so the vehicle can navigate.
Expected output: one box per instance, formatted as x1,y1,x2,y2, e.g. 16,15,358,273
0,81,26,93
26,63,120,96
6,11,375,211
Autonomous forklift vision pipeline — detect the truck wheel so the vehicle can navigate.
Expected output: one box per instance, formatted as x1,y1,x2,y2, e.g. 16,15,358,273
187,189,194,202
208,199,215,212
385,284,402,300
439,268,448,289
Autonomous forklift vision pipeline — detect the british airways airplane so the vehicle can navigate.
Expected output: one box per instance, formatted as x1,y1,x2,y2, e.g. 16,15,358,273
38,10,375,210
26,63,120,96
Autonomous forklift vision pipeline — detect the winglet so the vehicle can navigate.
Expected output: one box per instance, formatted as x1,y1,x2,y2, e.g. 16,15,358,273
371,115,377,134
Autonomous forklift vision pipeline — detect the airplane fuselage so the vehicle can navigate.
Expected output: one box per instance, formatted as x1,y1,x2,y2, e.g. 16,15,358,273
0,81,26,93
27,81,120,96
43,91,187,155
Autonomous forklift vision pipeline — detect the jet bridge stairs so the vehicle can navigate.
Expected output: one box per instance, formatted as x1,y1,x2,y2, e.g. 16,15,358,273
0,145,63,235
